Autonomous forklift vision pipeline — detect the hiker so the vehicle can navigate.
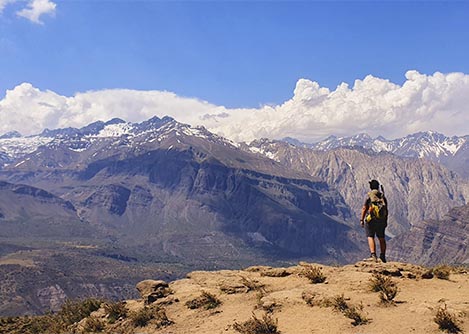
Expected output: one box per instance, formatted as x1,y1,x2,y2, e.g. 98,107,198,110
360,179,388,263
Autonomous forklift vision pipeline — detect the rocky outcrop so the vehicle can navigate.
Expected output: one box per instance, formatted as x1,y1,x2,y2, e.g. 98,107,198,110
136,280,172,304
4,261,468,334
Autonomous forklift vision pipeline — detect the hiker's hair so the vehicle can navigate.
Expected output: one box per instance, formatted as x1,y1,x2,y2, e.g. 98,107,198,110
369,180,379,190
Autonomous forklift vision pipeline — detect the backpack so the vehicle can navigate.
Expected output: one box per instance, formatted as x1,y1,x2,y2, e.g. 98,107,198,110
365,189,387,223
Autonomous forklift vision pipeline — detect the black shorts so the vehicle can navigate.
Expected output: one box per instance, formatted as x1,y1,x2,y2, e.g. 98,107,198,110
365,221,386,238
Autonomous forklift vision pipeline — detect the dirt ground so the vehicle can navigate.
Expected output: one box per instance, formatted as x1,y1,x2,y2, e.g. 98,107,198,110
118,260,469,334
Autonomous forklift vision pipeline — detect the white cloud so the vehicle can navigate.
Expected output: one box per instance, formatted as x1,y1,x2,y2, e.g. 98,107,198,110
1,71,469,143
16,0,56,24
0,0,16,13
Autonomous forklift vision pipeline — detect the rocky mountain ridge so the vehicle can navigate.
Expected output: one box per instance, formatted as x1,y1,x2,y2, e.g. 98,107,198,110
284,131,469,178
247,139,469,237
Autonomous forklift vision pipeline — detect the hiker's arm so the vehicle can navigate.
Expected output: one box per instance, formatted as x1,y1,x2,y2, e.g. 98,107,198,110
360,199,368,225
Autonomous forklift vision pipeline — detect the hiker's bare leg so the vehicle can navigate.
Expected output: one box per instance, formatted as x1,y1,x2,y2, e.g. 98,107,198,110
367,237,376,253
378,237,386,254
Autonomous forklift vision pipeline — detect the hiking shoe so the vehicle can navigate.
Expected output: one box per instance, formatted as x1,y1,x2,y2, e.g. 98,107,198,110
371,253,378,262
379,254,387,263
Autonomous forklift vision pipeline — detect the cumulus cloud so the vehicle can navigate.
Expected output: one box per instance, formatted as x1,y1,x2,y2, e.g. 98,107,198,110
1,71,469,143
16,0,56,24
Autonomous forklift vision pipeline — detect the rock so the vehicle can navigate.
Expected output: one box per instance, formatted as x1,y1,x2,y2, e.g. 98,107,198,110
136,280,171,304
421,271,434,279
260,268,292,277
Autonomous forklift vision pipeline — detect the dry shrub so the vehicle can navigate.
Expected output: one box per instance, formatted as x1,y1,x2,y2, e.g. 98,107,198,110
233,313,280,334
0,298,105,334
153,307,174,329
330,294,369,326
434,305,462,333
300,265,326,284
104,301,128,323
301,291,316,307
241,277,266,293
0,314,60,334
331,294,349,313
129,305,172,328
129,306,154,327
83,317,105,333
255,291,265,309
57,298,104,326
433,265,452,280
185,291,222,310
369,273,398,304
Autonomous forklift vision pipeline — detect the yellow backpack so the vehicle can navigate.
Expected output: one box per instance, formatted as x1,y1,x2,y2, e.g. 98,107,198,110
365,190,387,223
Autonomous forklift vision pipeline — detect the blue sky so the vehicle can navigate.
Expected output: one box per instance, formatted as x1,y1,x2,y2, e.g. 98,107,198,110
1,1,468,107
1,1,469,141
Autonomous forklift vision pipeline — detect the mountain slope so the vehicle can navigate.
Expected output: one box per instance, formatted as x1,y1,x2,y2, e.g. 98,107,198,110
0,117,358,263
389,204,469,265
0,117,367,315
248,139,469,237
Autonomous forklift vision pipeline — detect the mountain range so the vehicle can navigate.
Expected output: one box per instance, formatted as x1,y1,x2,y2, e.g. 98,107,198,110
284,131,469,178
0,116,467,315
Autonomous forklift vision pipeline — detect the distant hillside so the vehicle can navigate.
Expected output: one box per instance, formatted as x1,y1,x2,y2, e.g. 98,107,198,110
389,204,469,265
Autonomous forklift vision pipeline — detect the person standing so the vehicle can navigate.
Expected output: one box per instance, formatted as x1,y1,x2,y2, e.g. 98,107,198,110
360,179,388,263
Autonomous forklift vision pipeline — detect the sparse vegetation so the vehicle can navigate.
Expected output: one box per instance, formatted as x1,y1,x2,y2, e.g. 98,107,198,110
83,317,105,332
300,265,326,284
103,301,128,323
369,273,398,304
129,306,153,327
0,298,104,334
301,290,316,307
185,291,222,310
330,294,349,313
255,291,266,309
434,305,462,333
233,313,280,334
328,294,369,326
57,298,104,326
241,276,266,292
433,265,452,280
